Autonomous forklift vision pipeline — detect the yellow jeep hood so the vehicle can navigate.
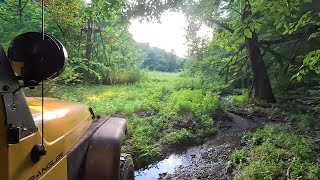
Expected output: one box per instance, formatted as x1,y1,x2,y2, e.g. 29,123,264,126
26,97,92,151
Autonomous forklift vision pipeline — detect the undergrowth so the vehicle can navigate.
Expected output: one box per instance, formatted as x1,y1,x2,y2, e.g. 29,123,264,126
33,71,226,168
228,124,320,179
227,88,320,130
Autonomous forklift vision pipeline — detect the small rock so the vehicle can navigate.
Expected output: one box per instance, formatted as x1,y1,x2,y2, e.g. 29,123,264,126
158,172,168,179
146,111,153,116
201,152,208,158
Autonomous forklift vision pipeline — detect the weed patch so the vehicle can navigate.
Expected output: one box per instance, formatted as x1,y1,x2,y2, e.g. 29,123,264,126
30,71,227,168
162,128,191,145
229,124,320,179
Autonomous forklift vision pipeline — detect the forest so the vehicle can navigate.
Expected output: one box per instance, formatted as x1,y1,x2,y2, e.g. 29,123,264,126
1,0,320,179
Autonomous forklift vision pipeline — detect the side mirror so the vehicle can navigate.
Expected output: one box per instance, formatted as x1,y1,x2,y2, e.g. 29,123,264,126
8,32,68,86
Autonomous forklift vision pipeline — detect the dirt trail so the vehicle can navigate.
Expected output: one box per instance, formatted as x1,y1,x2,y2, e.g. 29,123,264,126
135,113,267,180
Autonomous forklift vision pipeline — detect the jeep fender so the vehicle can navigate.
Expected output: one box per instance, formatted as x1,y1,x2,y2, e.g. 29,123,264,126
67,117,127,180
85,117,127,179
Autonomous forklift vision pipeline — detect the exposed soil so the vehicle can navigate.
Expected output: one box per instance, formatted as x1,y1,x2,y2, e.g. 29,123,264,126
135,113,268,180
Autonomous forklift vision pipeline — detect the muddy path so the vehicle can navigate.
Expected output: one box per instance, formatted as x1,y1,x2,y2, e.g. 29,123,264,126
135,113,268,180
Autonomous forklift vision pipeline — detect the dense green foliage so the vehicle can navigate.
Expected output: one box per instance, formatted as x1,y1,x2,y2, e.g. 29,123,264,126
1,0,182,85
138,43,186,72
229,124,320,179
131,0,320,102
3,0,319,98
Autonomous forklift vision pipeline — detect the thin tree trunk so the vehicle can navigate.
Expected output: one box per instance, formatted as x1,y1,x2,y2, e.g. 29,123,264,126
242,1,276,103
85,17,93,62
225,66,229,83
83,17,94,81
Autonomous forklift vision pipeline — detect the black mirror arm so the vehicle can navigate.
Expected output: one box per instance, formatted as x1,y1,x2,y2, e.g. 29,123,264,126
12,80,38,95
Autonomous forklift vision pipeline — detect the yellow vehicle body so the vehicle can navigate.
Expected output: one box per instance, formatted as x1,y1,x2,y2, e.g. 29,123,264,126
0,37,131,180
0,97,92,180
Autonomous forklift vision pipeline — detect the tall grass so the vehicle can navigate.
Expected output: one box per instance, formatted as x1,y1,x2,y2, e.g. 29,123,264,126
229,124,320,179
28,71,226,168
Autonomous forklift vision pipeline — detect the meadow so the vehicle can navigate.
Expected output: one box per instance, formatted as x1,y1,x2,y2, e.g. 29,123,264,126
25,71,320,177
46,71,226,167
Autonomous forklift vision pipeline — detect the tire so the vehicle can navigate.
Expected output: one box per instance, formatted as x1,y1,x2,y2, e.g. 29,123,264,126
120,153,135,180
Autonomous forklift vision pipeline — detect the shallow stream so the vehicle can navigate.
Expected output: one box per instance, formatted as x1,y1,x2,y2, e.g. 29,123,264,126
135,133,242,179
135,113,265,180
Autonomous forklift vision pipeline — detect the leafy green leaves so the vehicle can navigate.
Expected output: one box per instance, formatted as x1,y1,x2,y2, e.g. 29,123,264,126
292,49,320,81
243,28,252,38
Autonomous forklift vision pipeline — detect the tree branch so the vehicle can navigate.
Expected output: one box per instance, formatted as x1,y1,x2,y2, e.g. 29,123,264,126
54,20,67,39
261,45,287,66
260,33,305,46
222,5,242,16
259,26,319,46
207,19,234,33
220,43,246,73
231,7,242,16
284,39,303,73
286,157,296,180
21,0,30,10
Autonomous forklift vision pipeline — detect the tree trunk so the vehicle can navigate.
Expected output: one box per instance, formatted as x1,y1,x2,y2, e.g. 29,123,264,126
246,33,276,102
83,17,94,81
225,66,229,83
85,17,93,62
242,1,276,103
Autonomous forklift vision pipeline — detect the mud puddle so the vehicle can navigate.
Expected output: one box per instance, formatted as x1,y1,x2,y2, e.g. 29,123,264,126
135,113,266,180
135,136,241,180
135,154,188,180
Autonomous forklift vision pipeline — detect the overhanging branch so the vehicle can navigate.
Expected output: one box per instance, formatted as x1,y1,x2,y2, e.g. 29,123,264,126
220,43,246,73
207,19,234,33
259,26,319,46
259,33,305,46
261,45,287,66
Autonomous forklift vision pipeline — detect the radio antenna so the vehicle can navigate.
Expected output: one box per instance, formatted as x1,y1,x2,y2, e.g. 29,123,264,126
30,0,47,163
41,0,45,147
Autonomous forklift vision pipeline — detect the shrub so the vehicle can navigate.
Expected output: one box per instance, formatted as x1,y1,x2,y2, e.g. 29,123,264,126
174,76,203,90
159,89,224,144
167,89,225,117
162,128,191,145
107,67,142,85
289,114,318,128
56,65,83,85
229,90,250,105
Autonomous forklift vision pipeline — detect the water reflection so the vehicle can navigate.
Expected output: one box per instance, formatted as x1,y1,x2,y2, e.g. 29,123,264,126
135,135,242,180
135,154,189,180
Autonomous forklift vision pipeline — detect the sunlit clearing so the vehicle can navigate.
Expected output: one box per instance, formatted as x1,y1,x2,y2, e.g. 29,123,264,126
129,11,188,57
88,89,114,101
129,11,213,58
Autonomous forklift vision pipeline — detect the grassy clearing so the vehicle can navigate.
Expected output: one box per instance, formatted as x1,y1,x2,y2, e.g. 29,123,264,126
38,71,225,167
228,124,320,179
25,71,320,175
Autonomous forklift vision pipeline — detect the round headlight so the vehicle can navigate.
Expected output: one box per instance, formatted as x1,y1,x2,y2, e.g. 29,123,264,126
8,32,68,85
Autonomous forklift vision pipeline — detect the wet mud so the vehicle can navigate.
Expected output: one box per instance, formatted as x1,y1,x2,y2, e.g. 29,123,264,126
135,113,267,180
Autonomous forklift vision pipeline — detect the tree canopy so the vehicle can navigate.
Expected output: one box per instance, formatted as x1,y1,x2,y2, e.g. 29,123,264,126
129,0,320,102
1,0,319,101
138,43,185,72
